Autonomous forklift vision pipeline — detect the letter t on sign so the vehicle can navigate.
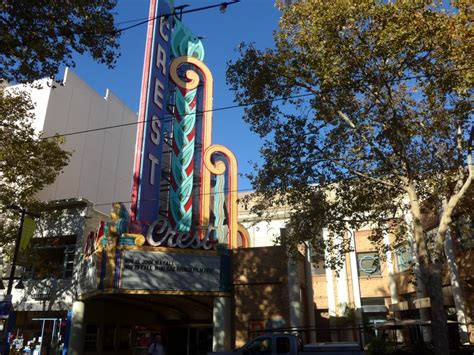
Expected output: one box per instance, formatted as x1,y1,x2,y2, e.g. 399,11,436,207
148,153,159,185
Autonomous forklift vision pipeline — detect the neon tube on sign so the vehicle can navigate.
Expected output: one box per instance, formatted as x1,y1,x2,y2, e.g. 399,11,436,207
146,217,217,250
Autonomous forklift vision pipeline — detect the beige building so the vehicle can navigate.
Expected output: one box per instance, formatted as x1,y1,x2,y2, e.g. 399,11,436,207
7,68,137,214
232,246,314,347
237,192,474,347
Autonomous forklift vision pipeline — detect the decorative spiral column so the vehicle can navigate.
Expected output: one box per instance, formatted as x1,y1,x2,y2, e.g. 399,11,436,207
168,85,198,231
214,173,227,243
204,145,238,248
168,18,204,231
169,55,239,247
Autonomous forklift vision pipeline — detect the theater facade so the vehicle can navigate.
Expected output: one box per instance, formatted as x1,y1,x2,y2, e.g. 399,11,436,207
70,1,236,354
3,2,315,354
67,0,291,354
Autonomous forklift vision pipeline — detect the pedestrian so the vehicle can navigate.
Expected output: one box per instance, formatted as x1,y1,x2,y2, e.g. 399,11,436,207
147,334,165,355
22,341,32,354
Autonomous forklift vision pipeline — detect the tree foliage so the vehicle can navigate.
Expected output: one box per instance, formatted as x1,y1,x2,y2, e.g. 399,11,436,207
0,0,121,248
0,88,70,247
0,0,120,84
227,1,472,353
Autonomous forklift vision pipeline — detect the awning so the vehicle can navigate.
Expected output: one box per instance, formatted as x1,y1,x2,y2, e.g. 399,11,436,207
361,305,388,313
370,319,458,330
389,294,454,312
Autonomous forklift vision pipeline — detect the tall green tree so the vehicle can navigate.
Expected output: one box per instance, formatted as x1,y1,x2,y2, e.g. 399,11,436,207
227,1,473,353
0,88,70,246
1,1,120,246
1,0,120,84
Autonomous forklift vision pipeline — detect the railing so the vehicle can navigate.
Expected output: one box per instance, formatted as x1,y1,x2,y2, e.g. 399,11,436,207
248,325,366,350
248,323,468,353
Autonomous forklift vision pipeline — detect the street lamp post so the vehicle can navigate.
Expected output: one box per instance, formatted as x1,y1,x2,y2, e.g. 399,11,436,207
6,207,24,296
5,205,40,295
0,205,40,355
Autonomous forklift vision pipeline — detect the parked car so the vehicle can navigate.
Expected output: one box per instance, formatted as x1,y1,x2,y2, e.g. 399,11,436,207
208,333,363,355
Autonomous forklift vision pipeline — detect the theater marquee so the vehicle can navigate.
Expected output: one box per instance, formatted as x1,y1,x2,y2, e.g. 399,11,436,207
121,250,221,292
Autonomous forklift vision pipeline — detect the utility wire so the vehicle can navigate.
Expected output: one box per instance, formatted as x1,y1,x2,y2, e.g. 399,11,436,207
40,66,474,141
37,66,474,208
115,1,240,34
0,2,240,54
40,92,313,140
93,186,256,208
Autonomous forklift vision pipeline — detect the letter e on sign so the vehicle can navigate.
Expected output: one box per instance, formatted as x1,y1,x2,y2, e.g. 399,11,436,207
154,79,164,109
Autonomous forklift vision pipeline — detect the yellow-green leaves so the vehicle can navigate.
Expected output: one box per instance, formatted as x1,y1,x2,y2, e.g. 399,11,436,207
0,88,70,215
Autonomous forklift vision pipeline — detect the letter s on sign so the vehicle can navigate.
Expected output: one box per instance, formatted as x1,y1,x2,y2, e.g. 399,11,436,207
146,217,168,246
150,116,161,145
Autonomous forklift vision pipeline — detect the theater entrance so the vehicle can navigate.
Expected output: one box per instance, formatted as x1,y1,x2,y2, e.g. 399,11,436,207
166,326,213,355
82,294,215,355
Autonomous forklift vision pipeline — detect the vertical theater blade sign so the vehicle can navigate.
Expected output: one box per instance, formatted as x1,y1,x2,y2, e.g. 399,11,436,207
79,1,252,297
125,0,249,250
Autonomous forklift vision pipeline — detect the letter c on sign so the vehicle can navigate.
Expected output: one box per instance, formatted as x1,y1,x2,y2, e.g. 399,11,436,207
146,217,168,246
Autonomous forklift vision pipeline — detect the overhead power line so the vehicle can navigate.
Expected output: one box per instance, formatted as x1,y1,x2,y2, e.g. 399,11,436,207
115,1,240,34
40,92,314,140
39,66,474,141
0,2,240,55
93,187,256,208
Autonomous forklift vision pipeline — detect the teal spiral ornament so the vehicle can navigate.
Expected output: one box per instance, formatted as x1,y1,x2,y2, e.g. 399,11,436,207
171,17,205,59
213,173,226,242
168,17,205,231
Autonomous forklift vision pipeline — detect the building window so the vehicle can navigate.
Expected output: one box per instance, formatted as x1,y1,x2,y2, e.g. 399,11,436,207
395,243,413,272
276,337,290,353
84,324,99,351
103,325,116,351
23,235,77,279
63,245,75,278
361,298,388,325
361,297,386,306
119,326,131,350
357,252,381,277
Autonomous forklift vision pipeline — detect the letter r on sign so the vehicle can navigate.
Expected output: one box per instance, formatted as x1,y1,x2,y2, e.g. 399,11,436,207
156,44,167,76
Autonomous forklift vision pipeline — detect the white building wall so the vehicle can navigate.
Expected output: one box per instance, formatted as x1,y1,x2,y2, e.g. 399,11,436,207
10,68,138,214
241,219,286,247
6,78,52,134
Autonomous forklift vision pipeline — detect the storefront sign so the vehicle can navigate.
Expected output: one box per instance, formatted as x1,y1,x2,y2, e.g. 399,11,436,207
31,285,51,301
146,217,217,250
121,250,221,292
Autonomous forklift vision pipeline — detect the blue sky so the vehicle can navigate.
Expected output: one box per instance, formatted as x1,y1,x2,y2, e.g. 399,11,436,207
70,0,282,191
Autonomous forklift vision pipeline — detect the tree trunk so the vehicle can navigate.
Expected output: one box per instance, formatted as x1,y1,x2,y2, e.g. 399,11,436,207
403,206,432,342
445,228,470,344
406,185,450,354
425,262,450,355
